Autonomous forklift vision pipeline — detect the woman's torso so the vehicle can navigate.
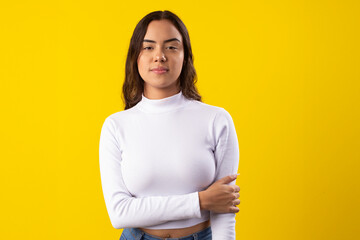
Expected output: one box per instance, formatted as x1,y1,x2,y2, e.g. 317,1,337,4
120,108,217,197
111,96,224,229
139,220,210,238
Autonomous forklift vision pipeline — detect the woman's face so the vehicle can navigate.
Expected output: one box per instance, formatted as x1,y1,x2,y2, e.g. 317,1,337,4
137,19,184,93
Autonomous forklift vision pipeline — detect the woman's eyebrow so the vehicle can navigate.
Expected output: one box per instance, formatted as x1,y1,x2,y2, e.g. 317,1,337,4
143,38,181,44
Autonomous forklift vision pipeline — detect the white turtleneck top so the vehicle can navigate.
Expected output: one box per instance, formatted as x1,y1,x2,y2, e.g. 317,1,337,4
99,90,240,239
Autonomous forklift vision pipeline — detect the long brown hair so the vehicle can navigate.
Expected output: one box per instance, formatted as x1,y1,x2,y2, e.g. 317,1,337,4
122,10,202,110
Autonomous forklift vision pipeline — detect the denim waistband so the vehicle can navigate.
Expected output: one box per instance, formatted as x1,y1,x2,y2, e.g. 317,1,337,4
126,225,212,240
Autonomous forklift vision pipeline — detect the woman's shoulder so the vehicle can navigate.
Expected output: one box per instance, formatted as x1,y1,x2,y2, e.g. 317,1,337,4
102,106,139,126
188,101,236,131
189,99,232,117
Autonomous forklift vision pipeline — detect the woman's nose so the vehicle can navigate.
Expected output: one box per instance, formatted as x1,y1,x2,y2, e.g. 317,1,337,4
154,50,166,62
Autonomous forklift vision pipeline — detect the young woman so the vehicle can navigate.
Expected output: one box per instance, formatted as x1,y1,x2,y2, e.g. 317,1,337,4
99,10,241,240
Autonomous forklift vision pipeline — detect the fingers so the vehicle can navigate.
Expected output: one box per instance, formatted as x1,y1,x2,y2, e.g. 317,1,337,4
230,185,240,193
229,206,240,213
218,174,238,184
232,192,240,200
230,199,241,213
233,199,240,206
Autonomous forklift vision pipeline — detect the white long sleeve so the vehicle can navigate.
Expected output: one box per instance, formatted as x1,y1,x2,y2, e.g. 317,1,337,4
209,109,240,240
99,90,240,238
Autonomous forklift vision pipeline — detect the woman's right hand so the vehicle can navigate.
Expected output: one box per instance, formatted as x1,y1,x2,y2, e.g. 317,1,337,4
198,174,240,213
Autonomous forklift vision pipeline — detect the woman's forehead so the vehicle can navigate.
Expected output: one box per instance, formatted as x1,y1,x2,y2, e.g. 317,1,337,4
144,20,182,42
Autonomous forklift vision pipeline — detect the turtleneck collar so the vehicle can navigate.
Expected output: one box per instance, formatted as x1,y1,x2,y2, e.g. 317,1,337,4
136,90,190,114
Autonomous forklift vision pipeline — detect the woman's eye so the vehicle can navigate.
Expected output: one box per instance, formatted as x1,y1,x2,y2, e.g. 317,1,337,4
143,46,177,50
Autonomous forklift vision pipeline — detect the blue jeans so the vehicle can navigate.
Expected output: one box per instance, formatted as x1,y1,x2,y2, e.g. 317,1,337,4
120,226,212,240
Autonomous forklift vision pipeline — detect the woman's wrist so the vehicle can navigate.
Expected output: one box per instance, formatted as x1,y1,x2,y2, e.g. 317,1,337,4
198,191,208,211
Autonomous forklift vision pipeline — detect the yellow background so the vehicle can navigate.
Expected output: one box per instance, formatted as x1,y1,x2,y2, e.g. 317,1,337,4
1,0,359,239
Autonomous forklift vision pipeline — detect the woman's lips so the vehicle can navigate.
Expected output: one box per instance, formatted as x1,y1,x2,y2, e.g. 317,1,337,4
151,69,168,74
